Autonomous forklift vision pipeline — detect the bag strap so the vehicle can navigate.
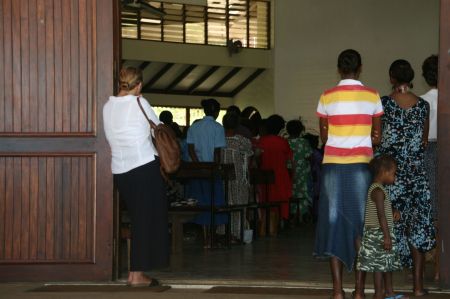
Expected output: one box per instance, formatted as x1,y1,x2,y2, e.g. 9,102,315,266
137,96,157,130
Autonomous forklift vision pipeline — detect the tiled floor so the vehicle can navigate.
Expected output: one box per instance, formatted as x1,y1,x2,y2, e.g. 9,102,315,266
138,224,440,292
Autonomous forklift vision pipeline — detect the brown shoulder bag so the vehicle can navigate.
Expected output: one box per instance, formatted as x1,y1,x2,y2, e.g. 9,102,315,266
137,97,181,176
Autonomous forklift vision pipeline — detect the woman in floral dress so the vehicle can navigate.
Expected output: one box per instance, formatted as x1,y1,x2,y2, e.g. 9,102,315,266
377,59,435,297
286,120,312,220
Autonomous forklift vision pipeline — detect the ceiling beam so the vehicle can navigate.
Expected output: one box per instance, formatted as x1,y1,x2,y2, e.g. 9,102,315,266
231,68,265,97
165,64,197,92
187,66,220,94
207,67,242,96
138,61,151,71
142,63,174,91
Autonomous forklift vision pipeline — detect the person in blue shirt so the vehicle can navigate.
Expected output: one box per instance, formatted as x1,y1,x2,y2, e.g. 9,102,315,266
186,98,228,247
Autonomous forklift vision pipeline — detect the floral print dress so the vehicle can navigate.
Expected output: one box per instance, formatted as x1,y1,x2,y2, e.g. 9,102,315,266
221,135,253,239
288,137,312,215
376,96,436,268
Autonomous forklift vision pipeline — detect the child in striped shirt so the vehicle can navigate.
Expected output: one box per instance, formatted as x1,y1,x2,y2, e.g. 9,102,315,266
357,154,407,299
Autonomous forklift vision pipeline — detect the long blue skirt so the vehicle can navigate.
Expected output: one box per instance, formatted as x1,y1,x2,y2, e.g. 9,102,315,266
185,179,228,226
313,163,371,271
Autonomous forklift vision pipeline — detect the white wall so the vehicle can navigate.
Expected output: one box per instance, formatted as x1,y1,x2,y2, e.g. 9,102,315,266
234,68,274,118
122,39,272,68
274,0,439,132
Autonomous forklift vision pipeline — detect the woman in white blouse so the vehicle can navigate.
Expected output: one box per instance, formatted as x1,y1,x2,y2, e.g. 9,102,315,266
103,67,168,287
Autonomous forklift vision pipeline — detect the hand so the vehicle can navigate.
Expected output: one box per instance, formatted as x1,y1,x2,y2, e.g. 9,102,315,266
393,210,401,222
383,235,392,251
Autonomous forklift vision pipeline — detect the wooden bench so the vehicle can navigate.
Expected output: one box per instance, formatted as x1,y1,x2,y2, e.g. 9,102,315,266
169,162,243,249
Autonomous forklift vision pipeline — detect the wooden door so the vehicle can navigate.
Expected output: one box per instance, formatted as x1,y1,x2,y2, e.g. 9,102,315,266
438,0,450,289
0,0,118,281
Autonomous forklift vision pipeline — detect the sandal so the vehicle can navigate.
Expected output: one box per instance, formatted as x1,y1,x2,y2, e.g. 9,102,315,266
128,278,160,287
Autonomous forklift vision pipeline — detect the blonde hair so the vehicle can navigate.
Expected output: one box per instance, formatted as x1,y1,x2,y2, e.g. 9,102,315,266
119,67,143,91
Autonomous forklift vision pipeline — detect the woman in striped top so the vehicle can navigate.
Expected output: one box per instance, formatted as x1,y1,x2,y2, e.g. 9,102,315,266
313,49,383,299
357,155,407,299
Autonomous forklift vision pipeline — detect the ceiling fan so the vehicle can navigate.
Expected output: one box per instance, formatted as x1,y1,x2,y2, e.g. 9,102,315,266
122,0,166,17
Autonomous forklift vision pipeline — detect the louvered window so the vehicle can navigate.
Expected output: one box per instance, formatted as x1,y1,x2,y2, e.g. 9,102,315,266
120,0,270,49
186,5,206,44
141,2,163,41
163,3,184,42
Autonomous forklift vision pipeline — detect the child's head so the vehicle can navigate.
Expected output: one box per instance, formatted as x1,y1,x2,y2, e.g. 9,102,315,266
286,120,305,138
303,133,319,149
266,114,286,135
369,154,397,184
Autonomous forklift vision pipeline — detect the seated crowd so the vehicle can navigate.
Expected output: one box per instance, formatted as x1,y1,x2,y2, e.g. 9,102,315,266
160,99,322,245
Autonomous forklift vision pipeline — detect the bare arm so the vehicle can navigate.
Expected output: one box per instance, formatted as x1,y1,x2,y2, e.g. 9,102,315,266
319,117,328,145
188,144,199,162
372,188,392,251
371,116,382,146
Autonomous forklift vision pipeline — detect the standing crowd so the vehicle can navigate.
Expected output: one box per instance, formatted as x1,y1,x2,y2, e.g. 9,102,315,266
102,48,439,296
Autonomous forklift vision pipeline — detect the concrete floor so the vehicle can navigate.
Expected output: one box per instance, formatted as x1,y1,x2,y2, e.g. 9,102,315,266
144,224,441,291
2,225,449,299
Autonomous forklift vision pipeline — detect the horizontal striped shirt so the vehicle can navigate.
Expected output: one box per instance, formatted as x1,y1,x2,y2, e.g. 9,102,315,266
317,80,383,164
364,183,394,228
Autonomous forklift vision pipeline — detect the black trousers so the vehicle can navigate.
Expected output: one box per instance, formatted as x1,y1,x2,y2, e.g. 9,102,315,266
114,158,169,271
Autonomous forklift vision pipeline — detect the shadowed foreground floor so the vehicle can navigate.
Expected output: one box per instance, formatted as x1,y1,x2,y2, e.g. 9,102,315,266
2,225,448,298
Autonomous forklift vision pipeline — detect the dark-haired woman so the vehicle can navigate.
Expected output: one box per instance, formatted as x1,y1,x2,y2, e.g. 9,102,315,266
377,59,435,297
255,114,293,236
103,67,168,287
313,49,383,299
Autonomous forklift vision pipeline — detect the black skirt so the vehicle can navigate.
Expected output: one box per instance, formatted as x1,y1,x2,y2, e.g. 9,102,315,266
114,158,169,271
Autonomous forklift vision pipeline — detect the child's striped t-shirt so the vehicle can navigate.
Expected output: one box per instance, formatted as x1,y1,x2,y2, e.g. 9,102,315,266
316,80,383,164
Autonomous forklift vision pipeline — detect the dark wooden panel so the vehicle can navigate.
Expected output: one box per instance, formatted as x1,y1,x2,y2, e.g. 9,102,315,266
62,0,72,132
12,0,21,132
37,0,46,132
20,0,30,132
0,155,95,263
438,0,450,289
0,1,4,132
45,0,55,132
28,0,39,132
0,0,97,136
0,0,115,281
0,158,5,259
3,1,13,132
54,0,63,132
20,158,30,259
29,158,39,260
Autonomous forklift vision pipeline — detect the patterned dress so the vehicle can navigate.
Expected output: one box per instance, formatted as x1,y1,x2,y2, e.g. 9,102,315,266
221,135,253,239
288,137,312,215
376,96,436,268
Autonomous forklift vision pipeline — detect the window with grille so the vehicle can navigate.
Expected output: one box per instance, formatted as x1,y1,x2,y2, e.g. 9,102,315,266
120,0,270,49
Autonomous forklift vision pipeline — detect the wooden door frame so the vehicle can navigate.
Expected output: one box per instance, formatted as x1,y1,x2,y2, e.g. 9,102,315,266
438,0,450,290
